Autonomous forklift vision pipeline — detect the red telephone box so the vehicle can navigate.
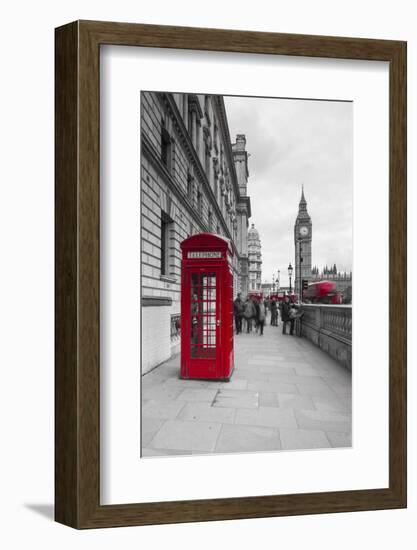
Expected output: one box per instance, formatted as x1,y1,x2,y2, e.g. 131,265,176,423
180,233,234,380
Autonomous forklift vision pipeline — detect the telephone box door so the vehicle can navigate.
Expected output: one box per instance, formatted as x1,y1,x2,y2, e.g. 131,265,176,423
184,268,221,379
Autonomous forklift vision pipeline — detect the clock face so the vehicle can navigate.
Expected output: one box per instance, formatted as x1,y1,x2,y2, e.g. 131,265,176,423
299,226,309,237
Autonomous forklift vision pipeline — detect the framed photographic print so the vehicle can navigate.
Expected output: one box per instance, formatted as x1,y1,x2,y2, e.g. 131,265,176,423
55,20,406,528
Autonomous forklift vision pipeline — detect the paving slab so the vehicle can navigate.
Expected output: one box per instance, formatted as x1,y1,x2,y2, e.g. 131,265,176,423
148,419,222,452
296,381,338,398
235,406,297,429
141,418,165,447
259,365,296,375
247,380,298,394
214,424,281,453
312,395,352,413
259,392,280,408
176,388,218,403
233,369,269,382
209,379,249,390
142,399,186,420
326,431,352,448
142,448,192,457
164,378,210,389
279,428,331,450
141,385,184,401
293,365,322,376
295,409,351,433
213,389,259,408
327,383,352,397
277,393,316,411
141,373,168,390
178,402,236,424
266,372,329,385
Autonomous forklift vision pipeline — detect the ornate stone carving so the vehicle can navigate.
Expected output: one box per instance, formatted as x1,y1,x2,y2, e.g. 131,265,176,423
220,176,226,196
203,125,212,149
212,156,220,176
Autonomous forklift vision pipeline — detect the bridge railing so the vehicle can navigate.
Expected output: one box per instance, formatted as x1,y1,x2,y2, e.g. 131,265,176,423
300,304,352,369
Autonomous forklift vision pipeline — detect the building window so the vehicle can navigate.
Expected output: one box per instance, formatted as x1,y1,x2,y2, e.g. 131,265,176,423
160,211,173,277
197,189,203,216
196,120,201,155
213,123,219,153
205,144,211,182
187,172,193,201
208,210,213,232
161,125,172,171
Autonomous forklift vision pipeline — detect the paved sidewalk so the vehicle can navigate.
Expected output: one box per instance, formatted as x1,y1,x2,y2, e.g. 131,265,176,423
141,317,352,457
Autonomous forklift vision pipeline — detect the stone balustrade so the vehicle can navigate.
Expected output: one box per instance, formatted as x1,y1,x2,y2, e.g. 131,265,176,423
300,304,352,370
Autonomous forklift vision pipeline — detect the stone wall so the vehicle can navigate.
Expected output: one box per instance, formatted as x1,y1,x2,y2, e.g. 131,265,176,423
300,304,352,370
141,304,172,374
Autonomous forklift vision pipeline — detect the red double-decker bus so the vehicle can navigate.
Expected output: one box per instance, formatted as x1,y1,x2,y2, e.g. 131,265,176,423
303,281,342,304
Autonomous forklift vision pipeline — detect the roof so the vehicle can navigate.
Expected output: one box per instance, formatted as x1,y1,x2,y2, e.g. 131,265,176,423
180,232,234,256
248,223,260,240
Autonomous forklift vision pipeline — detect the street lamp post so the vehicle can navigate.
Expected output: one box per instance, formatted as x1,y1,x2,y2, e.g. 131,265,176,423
276,269,280,292
288,263,293,294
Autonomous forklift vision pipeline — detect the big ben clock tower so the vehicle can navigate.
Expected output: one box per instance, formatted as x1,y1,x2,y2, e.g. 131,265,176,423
294,186,312,297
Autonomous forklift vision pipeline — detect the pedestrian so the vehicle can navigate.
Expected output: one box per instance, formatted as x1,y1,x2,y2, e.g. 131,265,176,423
281,295,295,335
270,299,278,326
257,298,266,335
243,296,256,333
233,292,244,334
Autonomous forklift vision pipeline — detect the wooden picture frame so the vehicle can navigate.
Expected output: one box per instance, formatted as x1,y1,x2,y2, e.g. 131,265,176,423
55,20,407,528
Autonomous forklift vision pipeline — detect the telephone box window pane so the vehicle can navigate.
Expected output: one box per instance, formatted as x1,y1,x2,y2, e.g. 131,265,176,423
190,271,217,357
202,288,216,300
201,273,216,287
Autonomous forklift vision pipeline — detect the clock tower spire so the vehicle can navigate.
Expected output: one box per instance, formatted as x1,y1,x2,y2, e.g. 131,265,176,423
294,186,312,298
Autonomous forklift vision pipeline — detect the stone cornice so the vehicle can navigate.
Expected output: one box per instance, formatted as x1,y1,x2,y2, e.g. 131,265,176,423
213,96,242,201
237,196,252,219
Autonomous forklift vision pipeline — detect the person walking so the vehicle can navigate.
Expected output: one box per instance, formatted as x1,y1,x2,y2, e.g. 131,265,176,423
270,299,278,326
243,296,256,333
233,292,244,335
281,295,295,336
257,298,266,335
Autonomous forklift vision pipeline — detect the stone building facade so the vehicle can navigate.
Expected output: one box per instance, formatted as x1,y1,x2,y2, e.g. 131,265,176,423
248,223,262,292
141,92,251,373
294,187,312,296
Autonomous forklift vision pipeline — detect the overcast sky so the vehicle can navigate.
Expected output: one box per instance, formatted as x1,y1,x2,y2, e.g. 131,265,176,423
224,95,353,287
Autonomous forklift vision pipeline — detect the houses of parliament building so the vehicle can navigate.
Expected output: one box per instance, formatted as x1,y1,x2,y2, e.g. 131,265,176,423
293,187,352,297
